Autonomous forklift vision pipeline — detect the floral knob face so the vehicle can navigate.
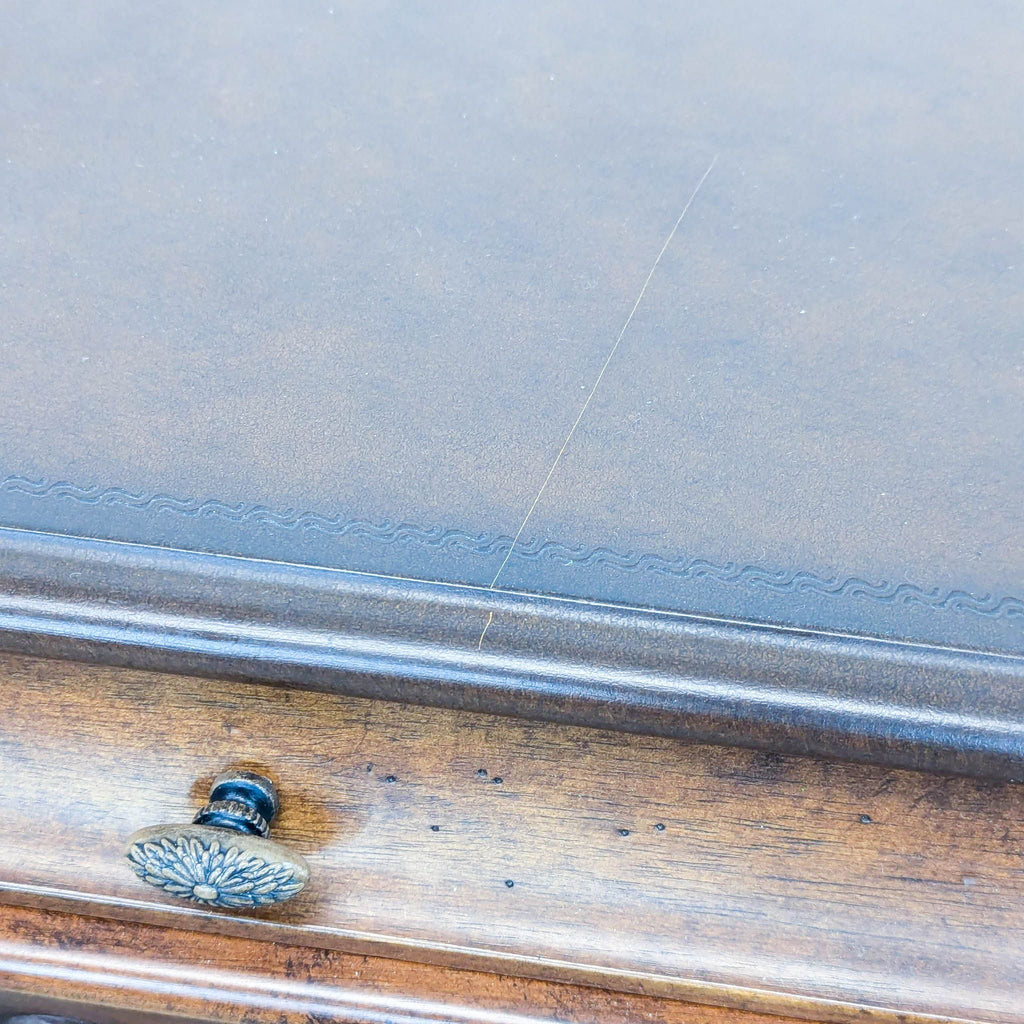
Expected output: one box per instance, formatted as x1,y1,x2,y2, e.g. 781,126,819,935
124,770,309,910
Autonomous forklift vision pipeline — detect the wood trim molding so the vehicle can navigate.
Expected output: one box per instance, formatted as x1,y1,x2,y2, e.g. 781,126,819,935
1,526,1023,779
0,903,799,1024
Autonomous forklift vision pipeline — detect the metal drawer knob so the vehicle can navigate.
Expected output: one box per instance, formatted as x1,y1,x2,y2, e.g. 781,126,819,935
124,770,309,910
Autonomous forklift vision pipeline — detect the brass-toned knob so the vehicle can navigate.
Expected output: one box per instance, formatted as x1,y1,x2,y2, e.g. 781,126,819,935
125,770,309,910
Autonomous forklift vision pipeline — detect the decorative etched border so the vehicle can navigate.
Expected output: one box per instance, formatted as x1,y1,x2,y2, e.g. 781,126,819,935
2,474,1022,621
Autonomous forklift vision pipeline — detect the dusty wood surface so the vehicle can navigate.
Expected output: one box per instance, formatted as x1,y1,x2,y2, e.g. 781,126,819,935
0,652,1019,1023
0,901,792,1024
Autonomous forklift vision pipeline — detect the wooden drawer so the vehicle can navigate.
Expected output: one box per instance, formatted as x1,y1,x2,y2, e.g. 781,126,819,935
0,652,1019,1024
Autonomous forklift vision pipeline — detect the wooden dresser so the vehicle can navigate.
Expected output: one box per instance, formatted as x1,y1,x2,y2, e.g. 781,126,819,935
0,651,1019,1023
1,2,1022,1021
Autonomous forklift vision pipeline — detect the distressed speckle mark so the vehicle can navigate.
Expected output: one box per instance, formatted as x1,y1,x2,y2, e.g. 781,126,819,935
655,823,666,832
477,768,488,777
505,879,515,888
618,828,630,837
384,775,398,784
365,763,374,773
430,825,440,832
859,814,873,824
492,776,504,785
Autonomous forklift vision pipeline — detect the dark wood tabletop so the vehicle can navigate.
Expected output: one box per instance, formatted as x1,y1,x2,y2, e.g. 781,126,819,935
1,1,1022,775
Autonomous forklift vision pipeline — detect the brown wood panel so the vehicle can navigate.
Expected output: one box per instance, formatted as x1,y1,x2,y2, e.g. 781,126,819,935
0,902,789,1024
0,652,1019,1023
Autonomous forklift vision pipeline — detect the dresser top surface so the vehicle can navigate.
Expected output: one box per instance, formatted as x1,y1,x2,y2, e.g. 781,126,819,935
2,1,1023,657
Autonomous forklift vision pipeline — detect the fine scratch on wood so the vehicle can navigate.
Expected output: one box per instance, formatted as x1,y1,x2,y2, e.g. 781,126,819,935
478,154,719,649
477,610,494,650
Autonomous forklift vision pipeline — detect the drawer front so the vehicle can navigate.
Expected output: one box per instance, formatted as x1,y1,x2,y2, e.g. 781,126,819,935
0,652,1020,1024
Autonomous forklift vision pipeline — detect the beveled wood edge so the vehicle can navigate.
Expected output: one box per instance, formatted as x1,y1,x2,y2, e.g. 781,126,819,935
1,527,1023,781
0,883,990,1024
0,901,802,1024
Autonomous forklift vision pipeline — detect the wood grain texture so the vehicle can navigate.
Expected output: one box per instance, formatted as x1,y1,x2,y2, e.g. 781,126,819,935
0,902,792,1024
0,652,1019,1023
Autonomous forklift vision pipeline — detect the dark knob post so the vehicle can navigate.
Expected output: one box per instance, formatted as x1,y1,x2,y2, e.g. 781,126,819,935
193,770,281,838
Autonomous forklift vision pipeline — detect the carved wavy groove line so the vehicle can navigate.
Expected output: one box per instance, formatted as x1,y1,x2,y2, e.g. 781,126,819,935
0,477,509,555
3,475,1022,620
